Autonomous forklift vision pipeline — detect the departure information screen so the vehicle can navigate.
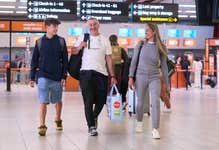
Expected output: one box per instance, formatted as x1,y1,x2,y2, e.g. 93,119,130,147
27,0,77,20
80,1,129,22
131,3,178,23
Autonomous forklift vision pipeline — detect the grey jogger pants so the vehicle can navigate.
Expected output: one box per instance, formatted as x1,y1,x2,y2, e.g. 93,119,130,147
136,74,161,129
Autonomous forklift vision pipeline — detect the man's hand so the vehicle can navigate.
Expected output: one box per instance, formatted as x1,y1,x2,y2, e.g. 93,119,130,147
61,79,65,87
110,77,117,87
72,42,87,54
29,80,35,88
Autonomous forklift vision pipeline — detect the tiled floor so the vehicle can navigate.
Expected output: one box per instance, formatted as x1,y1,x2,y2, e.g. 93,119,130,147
0,84,219,150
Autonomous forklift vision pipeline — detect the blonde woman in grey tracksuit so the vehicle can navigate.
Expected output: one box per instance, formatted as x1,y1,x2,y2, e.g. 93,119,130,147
128,23,169,139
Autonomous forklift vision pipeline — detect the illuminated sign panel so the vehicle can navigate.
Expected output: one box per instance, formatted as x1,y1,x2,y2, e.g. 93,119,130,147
80,1,129,22
132,3,178,23
12,21,45,32
183,39,196,47
0,21,9,32
183,30,197,38
168,29,181,38
27,0,77,20
167,38,180,47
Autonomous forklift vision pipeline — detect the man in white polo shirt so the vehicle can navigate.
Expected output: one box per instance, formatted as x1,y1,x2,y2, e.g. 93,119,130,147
73,17,116,136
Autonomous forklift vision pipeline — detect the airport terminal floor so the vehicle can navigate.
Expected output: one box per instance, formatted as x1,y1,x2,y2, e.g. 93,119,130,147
0,84,219,150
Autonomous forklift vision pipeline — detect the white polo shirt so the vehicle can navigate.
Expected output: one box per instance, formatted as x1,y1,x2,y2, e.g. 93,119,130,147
74,34,112,76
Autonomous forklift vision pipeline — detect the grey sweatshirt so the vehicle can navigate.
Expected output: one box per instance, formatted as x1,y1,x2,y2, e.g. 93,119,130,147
129,41,169,88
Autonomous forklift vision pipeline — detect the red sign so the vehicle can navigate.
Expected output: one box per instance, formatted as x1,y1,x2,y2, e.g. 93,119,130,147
113,101,120,109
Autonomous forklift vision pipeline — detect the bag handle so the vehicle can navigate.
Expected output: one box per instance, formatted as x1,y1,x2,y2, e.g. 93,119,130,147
109,84,119,96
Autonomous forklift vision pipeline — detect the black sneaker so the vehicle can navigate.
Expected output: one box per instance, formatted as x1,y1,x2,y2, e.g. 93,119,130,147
94,118,98,129
88,127,98,136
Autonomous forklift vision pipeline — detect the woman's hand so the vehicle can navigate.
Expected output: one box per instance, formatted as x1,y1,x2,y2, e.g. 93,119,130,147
128,77,135,90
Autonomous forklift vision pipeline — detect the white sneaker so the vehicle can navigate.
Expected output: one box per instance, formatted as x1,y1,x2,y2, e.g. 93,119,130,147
152,129,160,139
163,107,172,113
135,121,143,133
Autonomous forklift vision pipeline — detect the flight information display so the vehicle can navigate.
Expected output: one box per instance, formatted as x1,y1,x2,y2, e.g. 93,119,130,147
27,0,77,20
131,3,178,23
80,1,129,22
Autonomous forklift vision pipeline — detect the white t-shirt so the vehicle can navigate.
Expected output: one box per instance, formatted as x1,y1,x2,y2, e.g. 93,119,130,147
74,34,112,76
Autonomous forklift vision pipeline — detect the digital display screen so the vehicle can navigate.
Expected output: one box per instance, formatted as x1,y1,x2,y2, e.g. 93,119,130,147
136,28,145,37
183,30,197,38
68,28,83,36
80,1,129,22
131,3,179,23
167,29,181,38
27,0,77,20
118,28,132,37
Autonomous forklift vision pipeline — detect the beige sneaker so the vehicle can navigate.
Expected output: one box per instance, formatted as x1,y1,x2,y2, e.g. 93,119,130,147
38,125,47,136
55,119,63,130
135,121,143,133
152,128,160,139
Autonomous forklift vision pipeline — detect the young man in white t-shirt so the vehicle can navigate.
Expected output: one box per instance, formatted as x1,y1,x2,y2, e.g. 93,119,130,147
73,18,116,136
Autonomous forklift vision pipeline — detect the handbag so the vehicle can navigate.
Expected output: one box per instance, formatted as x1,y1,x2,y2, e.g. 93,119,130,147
107,84,123,122
68,33,89,80
160,77,171,108
167,58,176,77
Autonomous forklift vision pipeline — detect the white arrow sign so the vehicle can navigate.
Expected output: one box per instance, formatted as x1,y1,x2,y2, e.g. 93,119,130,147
82,3,86,7
28,8,32,12
28,1,33,6
28,14,33,18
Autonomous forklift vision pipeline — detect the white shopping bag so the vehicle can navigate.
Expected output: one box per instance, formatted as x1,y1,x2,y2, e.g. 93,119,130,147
107,84,123,122
128,88,137,113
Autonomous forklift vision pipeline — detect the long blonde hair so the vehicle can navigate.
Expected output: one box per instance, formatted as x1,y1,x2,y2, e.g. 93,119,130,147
146,23,167,56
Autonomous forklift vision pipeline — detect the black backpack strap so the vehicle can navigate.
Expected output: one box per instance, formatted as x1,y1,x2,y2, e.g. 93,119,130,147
58,37,65,52
136,40,144,69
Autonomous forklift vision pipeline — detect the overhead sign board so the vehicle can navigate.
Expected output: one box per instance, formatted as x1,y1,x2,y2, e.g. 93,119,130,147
0,21,10,32
132,3,178,23
12,21,46,32
27,0,77,20
80,1,129,22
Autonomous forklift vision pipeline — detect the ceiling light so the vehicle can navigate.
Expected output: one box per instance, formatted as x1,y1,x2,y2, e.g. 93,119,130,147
185,11,196,13
179,5,196,8
0,0,16,2
16,11,27,14
0,6,15,8
178,15,188,18
189,15,197,18
0,10,14,13
18,6,27,9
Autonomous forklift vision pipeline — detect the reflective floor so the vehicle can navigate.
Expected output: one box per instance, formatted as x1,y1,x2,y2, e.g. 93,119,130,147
0,85,219,150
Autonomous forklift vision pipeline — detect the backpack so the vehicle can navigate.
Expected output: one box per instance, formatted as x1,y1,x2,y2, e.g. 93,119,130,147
111,46,122,65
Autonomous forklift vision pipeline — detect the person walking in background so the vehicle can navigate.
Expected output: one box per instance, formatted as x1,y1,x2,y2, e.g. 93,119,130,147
72,18,116,136
128,23,169,139
109,34,129,110
180,55,192,88
30,18,68,136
